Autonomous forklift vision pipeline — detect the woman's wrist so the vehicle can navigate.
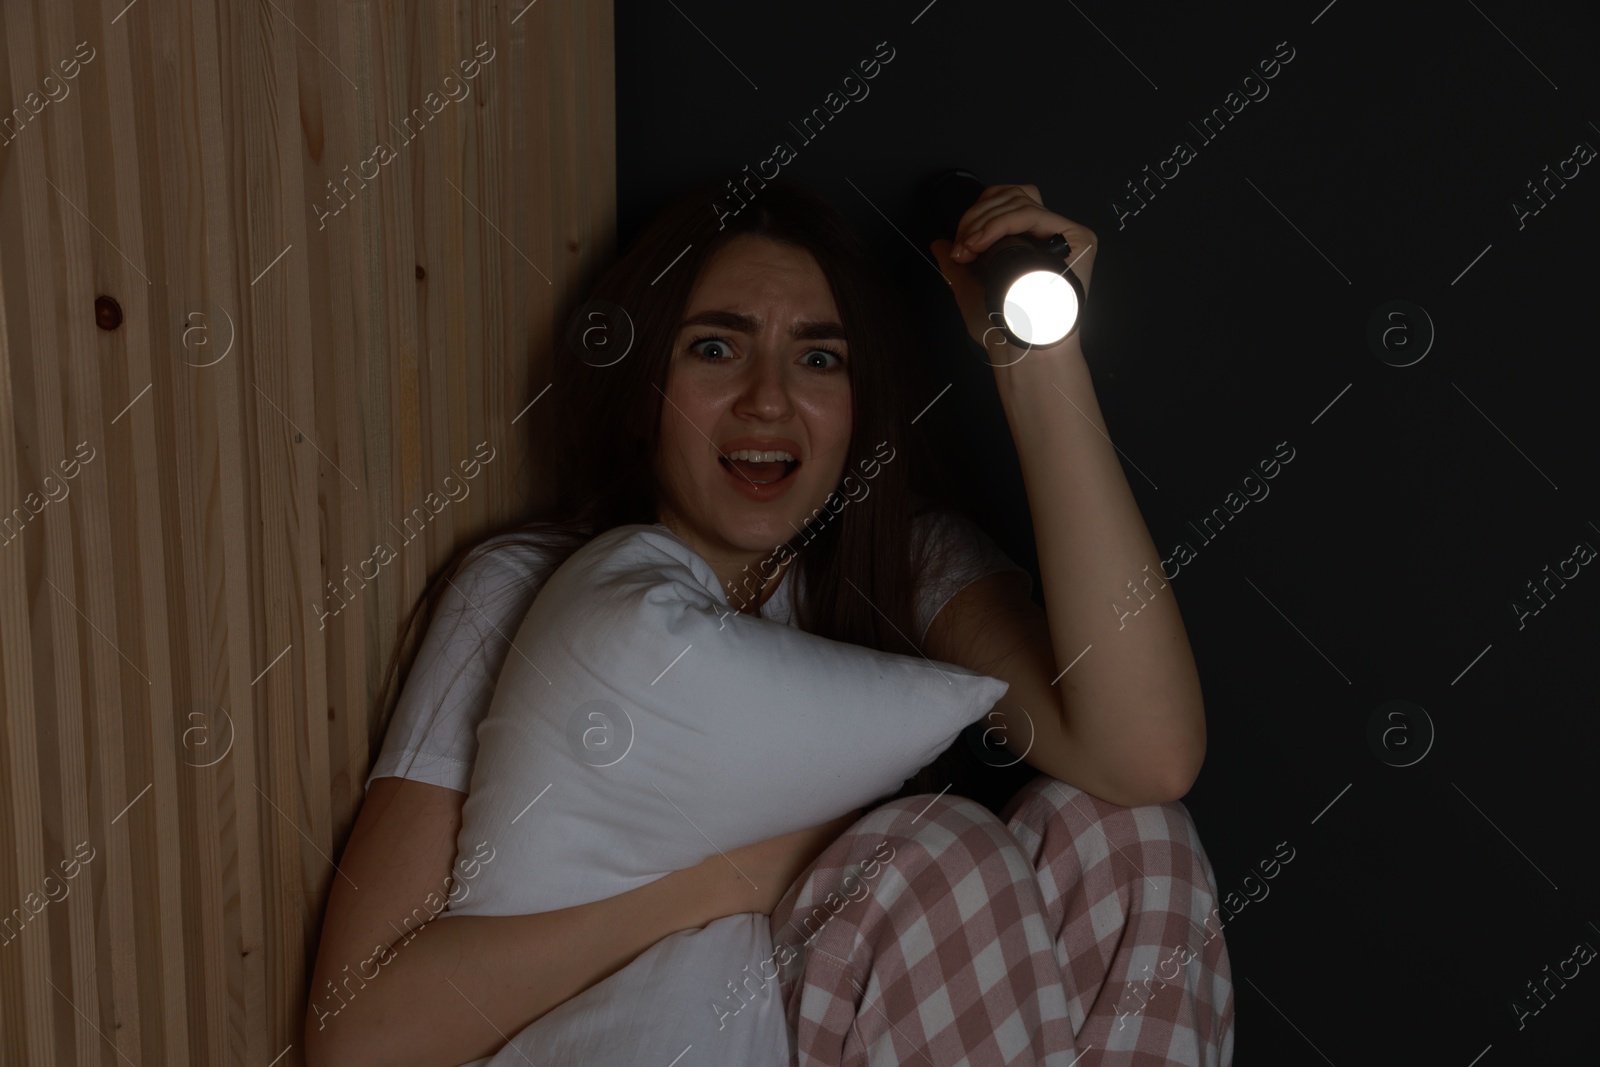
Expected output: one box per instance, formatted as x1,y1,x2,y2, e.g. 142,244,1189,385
659,858,735,930
989,333,1086,387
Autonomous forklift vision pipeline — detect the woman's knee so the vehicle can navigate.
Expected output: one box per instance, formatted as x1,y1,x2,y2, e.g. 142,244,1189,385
863,791,1011,850
774,793,1029,943
849,792,1036,890
1006,774,1210,880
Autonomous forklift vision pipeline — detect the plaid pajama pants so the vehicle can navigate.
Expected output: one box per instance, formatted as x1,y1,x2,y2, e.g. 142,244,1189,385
767,774,1235,1066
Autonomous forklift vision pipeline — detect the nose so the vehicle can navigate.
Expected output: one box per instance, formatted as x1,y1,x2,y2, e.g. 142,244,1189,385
731,345,795,420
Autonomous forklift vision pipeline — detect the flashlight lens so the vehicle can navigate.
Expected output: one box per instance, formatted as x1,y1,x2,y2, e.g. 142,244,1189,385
1003,270,1078,346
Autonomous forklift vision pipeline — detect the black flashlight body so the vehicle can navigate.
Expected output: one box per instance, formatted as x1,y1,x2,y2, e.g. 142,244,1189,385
919,169,1086,349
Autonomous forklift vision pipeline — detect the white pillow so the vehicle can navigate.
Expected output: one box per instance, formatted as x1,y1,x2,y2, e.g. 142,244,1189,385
458,914,791,1067
448,522,1011,918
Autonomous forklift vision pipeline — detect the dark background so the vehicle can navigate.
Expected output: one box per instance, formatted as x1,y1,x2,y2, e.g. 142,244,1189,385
616,0,1598,1061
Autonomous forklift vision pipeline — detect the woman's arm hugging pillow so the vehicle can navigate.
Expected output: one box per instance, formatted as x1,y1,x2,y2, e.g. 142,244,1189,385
448,522,1011,918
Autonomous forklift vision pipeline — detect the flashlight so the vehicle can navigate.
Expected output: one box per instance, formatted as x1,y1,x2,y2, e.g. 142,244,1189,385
921,170,1085,351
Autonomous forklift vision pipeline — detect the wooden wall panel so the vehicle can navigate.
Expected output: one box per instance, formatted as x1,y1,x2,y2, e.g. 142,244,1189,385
0,1,615,1062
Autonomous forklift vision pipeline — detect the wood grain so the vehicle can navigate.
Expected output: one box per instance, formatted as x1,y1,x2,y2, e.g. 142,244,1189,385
0,1,614,1062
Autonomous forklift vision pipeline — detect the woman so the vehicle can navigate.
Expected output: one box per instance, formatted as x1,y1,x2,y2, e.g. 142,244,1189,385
304,177,1233,1066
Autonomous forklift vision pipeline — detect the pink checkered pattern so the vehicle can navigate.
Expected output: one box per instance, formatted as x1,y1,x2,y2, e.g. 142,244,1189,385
768,774,1235,1065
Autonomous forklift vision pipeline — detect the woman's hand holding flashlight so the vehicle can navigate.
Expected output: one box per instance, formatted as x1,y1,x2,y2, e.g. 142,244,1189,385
929,182,1097,360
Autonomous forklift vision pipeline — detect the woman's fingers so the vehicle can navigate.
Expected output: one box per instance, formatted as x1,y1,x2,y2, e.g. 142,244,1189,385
950,185,1091,279
954,186,1042,253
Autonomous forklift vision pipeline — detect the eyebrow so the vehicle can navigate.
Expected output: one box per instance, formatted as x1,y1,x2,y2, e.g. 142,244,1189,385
679,309,848,343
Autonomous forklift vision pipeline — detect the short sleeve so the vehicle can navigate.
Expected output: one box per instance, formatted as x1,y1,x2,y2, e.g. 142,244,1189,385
913,509,1033,645
365,533,561,794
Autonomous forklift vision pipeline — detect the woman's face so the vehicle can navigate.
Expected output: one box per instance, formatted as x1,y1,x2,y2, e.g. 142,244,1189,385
654,234,854,594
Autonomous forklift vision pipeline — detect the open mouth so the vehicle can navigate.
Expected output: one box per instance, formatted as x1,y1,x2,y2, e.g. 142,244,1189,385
719,455,800,486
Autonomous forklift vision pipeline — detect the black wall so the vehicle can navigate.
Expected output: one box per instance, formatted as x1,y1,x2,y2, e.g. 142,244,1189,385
617,1,1599,1060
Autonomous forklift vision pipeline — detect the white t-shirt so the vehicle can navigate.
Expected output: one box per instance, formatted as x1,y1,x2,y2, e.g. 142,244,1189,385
367,509,1031,794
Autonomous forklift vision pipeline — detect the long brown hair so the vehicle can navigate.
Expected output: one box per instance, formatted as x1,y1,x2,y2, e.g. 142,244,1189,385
371,176,1013,804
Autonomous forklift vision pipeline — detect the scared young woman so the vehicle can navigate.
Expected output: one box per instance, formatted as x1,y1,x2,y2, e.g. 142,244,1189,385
304,177,1233,1066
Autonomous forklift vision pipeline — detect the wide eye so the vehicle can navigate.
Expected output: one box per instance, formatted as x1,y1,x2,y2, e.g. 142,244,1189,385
804,347,846,370
688,337,733,361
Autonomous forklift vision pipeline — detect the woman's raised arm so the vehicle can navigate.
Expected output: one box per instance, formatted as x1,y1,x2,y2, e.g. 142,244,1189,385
932,184,1207,804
